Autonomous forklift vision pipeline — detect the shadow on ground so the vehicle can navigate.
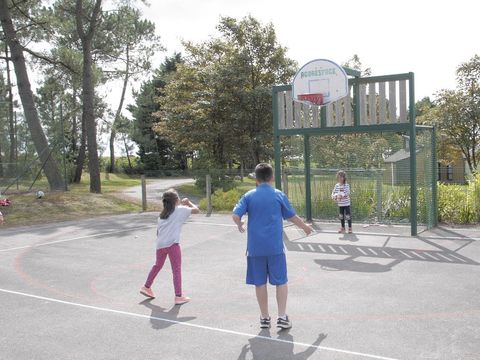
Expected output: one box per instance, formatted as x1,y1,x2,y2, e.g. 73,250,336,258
237,330,327,360
284,226,479,273
139,299,196,330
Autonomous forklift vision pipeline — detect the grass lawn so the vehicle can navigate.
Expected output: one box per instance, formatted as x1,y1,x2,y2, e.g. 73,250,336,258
0,173,143,228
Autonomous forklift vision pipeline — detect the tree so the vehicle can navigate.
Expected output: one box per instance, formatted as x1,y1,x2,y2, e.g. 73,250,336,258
129,53,186,170
419,55,480,174
158,16,296,169
0,0,64,190
416,97,462,165
106,5,161,173
75,0,103,193
343,54,371,76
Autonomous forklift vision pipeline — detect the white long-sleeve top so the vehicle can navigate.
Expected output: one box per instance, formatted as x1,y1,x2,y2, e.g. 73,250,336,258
331,183,351,207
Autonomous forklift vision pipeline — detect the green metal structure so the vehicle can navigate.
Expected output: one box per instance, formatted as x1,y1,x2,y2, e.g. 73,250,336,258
272,69,437,236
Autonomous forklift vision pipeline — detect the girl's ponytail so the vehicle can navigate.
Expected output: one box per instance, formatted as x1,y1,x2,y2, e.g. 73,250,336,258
160,189,179,219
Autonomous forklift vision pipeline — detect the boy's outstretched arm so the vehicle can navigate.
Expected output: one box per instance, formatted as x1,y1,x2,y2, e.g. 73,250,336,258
232,214,245,233
287,215,313,235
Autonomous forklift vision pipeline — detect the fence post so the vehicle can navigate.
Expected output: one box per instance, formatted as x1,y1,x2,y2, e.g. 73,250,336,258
141,175,147,211
206,174,212,217
282,170,289,196
376,170,383,222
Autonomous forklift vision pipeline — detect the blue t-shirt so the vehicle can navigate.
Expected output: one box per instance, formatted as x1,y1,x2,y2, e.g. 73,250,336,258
233,183,296,256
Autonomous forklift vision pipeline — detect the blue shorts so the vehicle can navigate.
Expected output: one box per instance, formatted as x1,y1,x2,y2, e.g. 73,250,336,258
246,253,288,286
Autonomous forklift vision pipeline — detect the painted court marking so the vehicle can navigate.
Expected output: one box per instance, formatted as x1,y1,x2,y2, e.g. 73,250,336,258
0,226,156,253
0,288,399,360
0,221,235,253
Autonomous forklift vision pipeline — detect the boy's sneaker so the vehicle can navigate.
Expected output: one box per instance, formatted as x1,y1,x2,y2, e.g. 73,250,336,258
338,228,345,234
277,315,292,329
175,295,191,305
140,286,155,299
260,316,271,329
348,228,353,233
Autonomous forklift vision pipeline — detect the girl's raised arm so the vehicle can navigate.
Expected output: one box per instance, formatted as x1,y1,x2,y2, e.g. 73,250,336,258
182,198,200,214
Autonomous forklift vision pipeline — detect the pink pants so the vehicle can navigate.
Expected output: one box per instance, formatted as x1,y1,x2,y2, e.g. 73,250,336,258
144,243,182,296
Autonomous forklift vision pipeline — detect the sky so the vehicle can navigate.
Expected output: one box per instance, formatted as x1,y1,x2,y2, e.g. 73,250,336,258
121,0,480,101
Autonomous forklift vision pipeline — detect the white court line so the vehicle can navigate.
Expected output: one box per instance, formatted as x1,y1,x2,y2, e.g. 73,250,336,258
186,221,236,227
0,225,157,253
0,288,399,360
0,221,236,253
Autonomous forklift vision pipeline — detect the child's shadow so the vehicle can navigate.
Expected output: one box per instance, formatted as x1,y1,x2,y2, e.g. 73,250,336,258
139,299,196,330
339,233,359,242
237,329,327,360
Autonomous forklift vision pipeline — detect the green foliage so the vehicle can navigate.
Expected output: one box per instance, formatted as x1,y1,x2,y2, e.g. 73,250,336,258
129,53,187,171
194,171,235,192
158,15,296,169
309,133,404,169
438,173,480,224
382,186,410,220
199,188,244,211
418,55,480,174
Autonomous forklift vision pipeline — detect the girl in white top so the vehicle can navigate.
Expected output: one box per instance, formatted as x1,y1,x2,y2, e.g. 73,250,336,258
331,170,352,233
140,189,200,304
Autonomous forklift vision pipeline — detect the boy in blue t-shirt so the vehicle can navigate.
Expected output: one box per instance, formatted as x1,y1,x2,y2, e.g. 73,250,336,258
232,163,312,329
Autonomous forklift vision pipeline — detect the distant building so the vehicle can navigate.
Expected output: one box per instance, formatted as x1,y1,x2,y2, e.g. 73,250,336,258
437,158,466,184
383,136,467,185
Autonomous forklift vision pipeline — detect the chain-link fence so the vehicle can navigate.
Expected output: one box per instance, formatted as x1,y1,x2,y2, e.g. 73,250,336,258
118,158,477,227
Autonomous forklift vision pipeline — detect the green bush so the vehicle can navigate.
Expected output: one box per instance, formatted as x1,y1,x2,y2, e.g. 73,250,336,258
199,188,245,211
438,173,479,224
194,170,236,192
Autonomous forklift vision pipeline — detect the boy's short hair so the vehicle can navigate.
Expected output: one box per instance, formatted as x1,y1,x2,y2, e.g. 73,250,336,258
255,163,274,182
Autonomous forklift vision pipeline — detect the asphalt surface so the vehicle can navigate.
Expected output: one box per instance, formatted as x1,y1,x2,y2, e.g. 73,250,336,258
0,213,479,360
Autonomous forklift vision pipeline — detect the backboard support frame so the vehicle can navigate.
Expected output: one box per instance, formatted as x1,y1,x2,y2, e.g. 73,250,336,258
273,70,437,236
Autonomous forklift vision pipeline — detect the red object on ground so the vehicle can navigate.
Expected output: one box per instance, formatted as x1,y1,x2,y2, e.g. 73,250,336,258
298,93,324,105
0,199,12,206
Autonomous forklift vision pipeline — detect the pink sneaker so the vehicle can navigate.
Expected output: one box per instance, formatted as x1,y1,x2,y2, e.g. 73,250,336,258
140,286,155,299
175,295,191,305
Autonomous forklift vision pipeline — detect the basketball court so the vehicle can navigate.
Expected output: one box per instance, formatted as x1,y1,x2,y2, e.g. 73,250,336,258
1,212,479,359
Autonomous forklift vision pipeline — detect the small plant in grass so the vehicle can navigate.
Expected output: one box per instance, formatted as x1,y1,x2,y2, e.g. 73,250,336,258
382,186,410,221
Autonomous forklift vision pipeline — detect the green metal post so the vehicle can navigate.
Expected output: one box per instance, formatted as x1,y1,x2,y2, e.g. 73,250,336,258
432,126,438,226
304,135,312,221
320,107,327,128
272,87,282,190
376,170,383,222
408,73,417,236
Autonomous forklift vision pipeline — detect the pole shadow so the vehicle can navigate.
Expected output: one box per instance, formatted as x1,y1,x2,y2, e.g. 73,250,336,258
315,256,403,272
139,299,196,330
283,228,479,273
237,329,327,360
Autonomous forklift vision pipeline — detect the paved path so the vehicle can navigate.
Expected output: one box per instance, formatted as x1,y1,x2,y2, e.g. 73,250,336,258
121,177,195,206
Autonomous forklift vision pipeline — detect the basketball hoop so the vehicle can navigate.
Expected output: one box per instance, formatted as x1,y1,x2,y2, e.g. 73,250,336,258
292,59,348,107
297,93,324,106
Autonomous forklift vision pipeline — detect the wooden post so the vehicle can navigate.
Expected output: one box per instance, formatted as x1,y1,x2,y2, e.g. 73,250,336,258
282,170,289,196
141,175,147,211
206,174,212,217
